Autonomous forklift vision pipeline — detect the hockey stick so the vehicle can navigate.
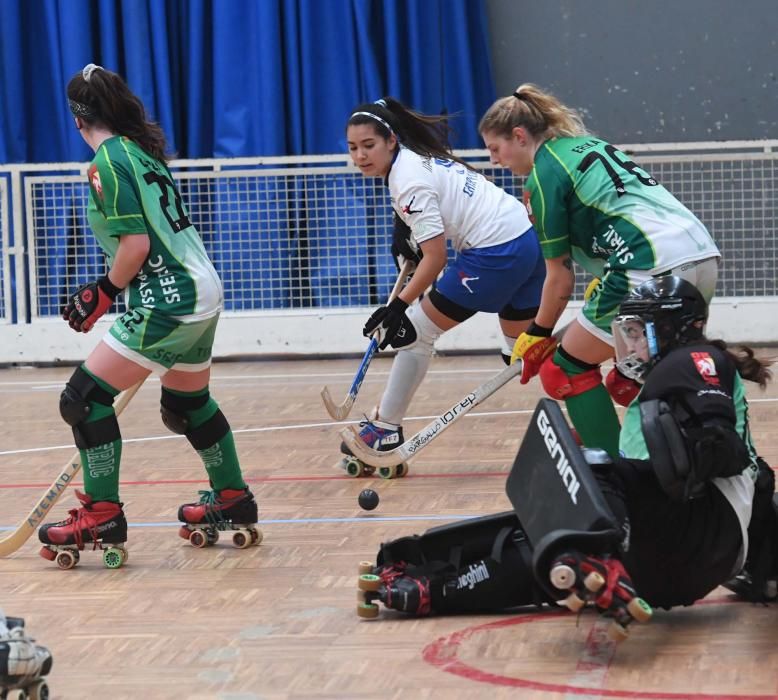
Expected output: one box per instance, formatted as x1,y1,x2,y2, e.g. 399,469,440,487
0,379,144,557
321,259,414,420
339,359,524,468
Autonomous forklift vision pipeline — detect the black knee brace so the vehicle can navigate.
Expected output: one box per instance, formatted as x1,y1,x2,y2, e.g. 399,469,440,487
60,367,119,450
160,387,230,450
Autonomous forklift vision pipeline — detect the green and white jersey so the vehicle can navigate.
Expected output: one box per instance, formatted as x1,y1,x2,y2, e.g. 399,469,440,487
86,136,223,321
523,137,719,274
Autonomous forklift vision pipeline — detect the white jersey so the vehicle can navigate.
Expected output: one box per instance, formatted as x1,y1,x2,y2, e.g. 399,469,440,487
387,147,532,252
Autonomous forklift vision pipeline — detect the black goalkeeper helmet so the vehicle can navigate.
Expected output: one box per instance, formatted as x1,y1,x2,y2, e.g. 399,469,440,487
611,276,708,381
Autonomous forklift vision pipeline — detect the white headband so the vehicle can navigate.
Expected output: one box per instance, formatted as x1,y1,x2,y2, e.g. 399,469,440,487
351,111,394,135
82,63,103,82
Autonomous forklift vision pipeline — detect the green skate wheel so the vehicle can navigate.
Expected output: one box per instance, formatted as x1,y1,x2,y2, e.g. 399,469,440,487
378,464,397,479
358,574,381,592
342,456,364,477
103,547,125,569
627,597,653,623
357,602,379,619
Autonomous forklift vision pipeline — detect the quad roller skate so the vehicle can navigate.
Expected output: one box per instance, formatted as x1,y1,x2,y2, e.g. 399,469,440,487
178,487,262,549
337,417,409,479
38,491,128,570
549,551,652,640
356,560,431,619
0,615,53,700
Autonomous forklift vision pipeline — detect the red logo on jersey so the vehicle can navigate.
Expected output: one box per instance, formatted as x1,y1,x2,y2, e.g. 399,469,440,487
522,190,535,225
691,351,719,385
88,164,103,199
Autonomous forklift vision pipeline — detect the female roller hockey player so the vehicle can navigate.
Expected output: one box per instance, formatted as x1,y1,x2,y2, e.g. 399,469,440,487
38,64,259,568
358,278,776,639
340,98,546,475
479,83,721,458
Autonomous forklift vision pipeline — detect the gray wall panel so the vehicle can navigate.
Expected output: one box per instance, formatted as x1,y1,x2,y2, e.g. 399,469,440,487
485,0,778,142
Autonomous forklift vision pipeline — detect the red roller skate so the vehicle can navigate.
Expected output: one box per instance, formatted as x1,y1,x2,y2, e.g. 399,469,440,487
178,487,262,550
549,551,653,640
356,560,431,619
38,490,128,570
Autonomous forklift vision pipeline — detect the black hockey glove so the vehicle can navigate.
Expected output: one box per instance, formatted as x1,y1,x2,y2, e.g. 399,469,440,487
391,214,422,270
363,297,409,350
63,275,122,332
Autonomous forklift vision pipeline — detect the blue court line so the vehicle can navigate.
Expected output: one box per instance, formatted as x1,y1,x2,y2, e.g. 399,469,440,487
0,513,481,531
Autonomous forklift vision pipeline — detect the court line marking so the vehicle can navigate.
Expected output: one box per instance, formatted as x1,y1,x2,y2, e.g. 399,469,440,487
0,513,480,531
0,408,536,456
422,599,768,699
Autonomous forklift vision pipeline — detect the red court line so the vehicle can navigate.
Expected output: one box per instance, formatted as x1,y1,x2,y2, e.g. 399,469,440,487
422,599,772,699
0,470,508,490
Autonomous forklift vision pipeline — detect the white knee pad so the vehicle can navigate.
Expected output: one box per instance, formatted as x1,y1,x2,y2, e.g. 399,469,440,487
378,305,444,425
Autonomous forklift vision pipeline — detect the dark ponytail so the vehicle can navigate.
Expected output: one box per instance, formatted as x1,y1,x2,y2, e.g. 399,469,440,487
347,97,475,171
708,339,774,388
67,66,169,162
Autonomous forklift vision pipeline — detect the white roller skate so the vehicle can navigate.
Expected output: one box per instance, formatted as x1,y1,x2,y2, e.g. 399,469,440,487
336,414,409,479
0,614,52,700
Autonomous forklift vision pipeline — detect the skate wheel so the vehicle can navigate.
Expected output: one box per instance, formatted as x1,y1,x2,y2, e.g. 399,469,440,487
178,525,193,541
550,564,576,590
607,622,630,642
583,570,606,592
627,597,653,623
342,456,365,478
29,680,50,700
358,561,374,575
357,602,379,619
39,546,56,562
378,464,397,479
563,592,586,612
249,527,263,545
232,531,250,549
358,574,382,592
103,547,125,569
121,548,129,564
206,529,220,546
189,530,207,548
55,549,77,570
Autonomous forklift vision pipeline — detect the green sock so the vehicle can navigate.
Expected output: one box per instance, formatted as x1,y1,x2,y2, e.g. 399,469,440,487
79,368,122,503
555,353,622,458
168,387,246,492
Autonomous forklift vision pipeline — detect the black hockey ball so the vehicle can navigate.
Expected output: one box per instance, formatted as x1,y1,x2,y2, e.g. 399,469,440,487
358,488,379,511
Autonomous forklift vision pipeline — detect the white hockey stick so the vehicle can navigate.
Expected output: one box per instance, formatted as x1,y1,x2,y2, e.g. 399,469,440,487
340,359,524,467
0,379,144,557
321,260,413,420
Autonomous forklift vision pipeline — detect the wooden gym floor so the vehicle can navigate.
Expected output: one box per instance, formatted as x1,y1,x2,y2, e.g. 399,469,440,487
1,352,777,700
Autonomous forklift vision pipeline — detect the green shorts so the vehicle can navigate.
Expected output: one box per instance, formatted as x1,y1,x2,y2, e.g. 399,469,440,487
580,256,719,344
103,307,220,373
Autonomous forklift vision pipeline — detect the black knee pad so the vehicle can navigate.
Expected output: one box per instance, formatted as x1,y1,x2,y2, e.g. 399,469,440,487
60,367,119,450
160,387,230,449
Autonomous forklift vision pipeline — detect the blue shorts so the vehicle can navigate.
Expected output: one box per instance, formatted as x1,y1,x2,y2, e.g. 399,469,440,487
435,229,545,314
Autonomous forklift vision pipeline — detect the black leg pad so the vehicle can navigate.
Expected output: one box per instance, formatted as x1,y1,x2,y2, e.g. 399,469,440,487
506,398,622,598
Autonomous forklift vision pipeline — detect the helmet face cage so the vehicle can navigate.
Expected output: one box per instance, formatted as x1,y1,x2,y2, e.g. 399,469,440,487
612,315,656,381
